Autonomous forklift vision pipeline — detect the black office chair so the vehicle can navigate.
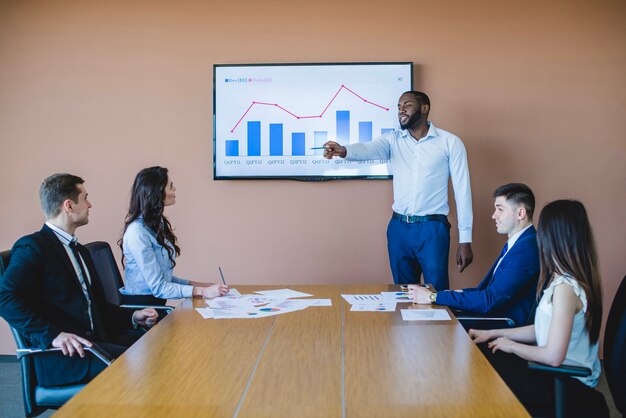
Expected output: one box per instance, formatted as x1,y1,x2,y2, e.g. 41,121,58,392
603,274,626,416
0,249,10,275
10,326,112,417
528,274,626,418
84,241,173,316
1,249,113,417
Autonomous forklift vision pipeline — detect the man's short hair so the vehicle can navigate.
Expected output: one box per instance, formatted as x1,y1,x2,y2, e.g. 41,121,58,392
493,183,535,220
39,173,85,218
404,91,431,107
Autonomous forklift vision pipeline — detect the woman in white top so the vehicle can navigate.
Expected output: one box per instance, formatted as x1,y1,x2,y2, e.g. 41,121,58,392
469,199,608,417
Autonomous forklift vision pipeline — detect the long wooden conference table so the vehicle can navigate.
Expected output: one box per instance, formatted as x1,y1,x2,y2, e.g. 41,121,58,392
55,285,530,417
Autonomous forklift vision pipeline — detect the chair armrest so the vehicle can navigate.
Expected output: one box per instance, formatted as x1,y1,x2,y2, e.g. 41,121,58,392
528,361,591,378
457,317,515,330
16,345,113,366
457,317,515,325
120,304,174,313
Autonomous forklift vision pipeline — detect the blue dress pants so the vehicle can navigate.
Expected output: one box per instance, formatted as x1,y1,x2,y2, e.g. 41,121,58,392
386,216,451,290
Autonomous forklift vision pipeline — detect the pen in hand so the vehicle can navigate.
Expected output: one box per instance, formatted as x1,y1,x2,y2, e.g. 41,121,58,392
218,266,227,285
310,146,327,150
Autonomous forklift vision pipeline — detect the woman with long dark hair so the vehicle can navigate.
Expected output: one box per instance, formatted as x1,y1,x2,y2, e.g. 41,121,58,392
119,166,228,301
469,200,608,416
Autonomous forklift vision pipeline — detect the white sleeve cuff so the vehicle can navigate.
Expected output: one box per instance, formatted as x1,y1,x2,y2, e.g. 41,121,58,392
459,229,472,244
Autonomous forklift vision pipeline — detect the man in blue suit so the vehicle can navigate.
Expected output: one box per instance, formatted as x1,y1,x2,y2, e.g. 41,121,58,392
0,173,158,387
408,183,539,326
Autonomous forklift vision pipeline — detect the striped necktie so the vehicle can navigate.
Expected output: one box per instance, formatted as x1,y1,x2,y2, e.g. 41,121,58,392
69,240,95,332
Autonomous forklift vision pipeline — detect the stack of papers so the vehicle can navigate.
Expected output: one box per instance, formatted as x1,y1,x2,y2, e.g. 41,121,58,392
195,288,332,319
341,291,451,321
341,291,413,312
349,302,397,312
400,309,451,321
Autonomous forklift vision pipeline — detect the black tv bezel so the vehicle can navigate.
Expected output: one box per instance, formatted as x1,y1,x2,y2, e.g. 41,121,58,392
212,62,413,181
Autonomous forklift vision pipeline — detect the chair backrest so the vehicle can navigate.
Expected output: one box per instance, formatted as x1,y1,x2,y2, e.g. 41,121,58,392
83,241,124,306
603,274,626,415
0,249,10,275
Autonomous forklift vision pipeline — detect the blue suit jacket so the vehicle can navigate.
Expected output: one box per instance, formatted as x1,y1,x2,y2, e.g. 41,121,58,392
436,226,540,326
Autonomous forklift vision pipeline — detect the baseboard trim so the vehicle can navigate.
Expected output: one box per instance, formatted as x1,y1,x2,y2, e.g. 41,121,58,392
0,354,17,362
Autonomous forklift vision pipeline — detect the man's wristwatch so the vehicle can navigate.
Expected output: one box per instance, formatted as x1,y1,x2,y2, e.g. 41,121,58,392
429,292,437,304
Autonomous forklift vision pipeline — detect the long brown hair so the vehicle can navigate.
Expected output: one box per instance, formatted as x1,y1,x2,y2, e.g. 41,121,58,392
119,166,180,267
536,200,602,343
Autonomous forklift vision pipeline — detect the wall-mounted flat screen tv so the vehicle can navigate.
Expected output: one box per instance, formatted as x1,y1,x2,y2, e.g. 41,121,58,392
213,62,413,180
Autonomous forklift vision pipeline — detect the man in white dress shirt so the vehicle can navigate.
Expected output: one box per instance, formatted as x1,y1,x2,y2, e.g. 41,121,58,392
323,91,473,290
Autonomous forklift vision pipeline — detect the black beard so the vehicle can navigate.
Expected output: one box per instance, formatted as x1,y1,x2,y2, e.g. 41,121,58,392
399,112,422,130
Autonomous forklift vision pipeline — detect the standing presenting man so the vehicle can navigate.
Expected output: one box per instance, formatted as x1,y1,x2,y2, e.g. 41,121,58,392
324,91,473,290
0,173,157,387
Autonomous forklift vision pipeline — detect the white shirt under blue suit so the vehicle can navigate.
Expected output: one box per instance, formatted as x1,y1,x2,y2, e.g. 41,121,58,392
344,122,473,289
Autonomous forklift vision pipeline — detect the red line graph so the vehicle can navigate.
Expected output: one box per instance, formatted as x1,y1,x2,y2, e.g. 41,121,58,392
229,85,389,133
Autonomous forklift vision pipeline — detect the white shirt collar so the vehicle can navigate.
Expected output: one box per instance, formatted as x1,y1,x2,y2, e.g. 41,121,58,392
506,224,533,252
400,121,437,142
45,221,75,245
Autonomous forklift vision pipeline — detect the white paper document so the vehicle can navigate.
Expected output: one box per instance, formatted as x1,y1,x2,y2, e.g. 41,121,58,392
350,302,397,312
195,290,330,319
400,309,452,321
304,299,332,307
254,289,313,299
237,294,279,306
262,299,309,311
380,291,413,303
264,299,331,310
341,294,383,305
225,288,242,297
207,298,255,310
204,288,241,299
195,307,215,319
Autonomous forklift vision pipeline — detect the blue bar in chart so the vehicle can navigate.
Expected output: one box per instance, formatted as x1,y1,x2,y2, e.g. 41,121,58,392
248,121,261,156
314,131,328,156
359,122,372,143
225,140,239,156
270,123,283,156
336,111,350,145
292,133,305,156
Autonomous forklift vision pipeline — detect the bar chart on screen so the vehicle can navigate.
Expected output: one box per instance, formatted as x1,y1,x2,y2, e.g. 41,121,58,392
213,63,412,180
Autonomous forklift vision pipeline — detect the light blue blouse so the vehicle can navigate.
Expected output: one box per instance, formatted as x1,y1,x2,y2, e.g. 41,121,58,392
120,218,193,299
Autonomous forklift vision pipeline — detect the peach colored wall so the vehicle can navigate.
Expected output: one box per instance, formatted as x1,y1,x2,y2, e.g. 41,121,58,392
0,0,624,355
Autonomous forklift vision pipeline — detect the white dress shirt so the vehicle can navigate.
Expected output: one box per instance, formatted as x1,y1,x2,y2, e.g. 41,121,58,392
344,122,473,243
45,221,94,331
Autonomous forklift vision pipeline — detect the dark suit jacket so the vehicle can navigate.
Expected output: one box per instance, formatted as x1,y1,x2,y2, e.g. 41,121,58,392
0,225,133,385
436,226,540,326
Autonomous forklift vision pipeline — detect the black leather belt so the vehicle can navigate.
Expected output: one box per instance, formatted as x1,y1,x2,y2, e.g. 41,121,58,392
392,212,448,224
